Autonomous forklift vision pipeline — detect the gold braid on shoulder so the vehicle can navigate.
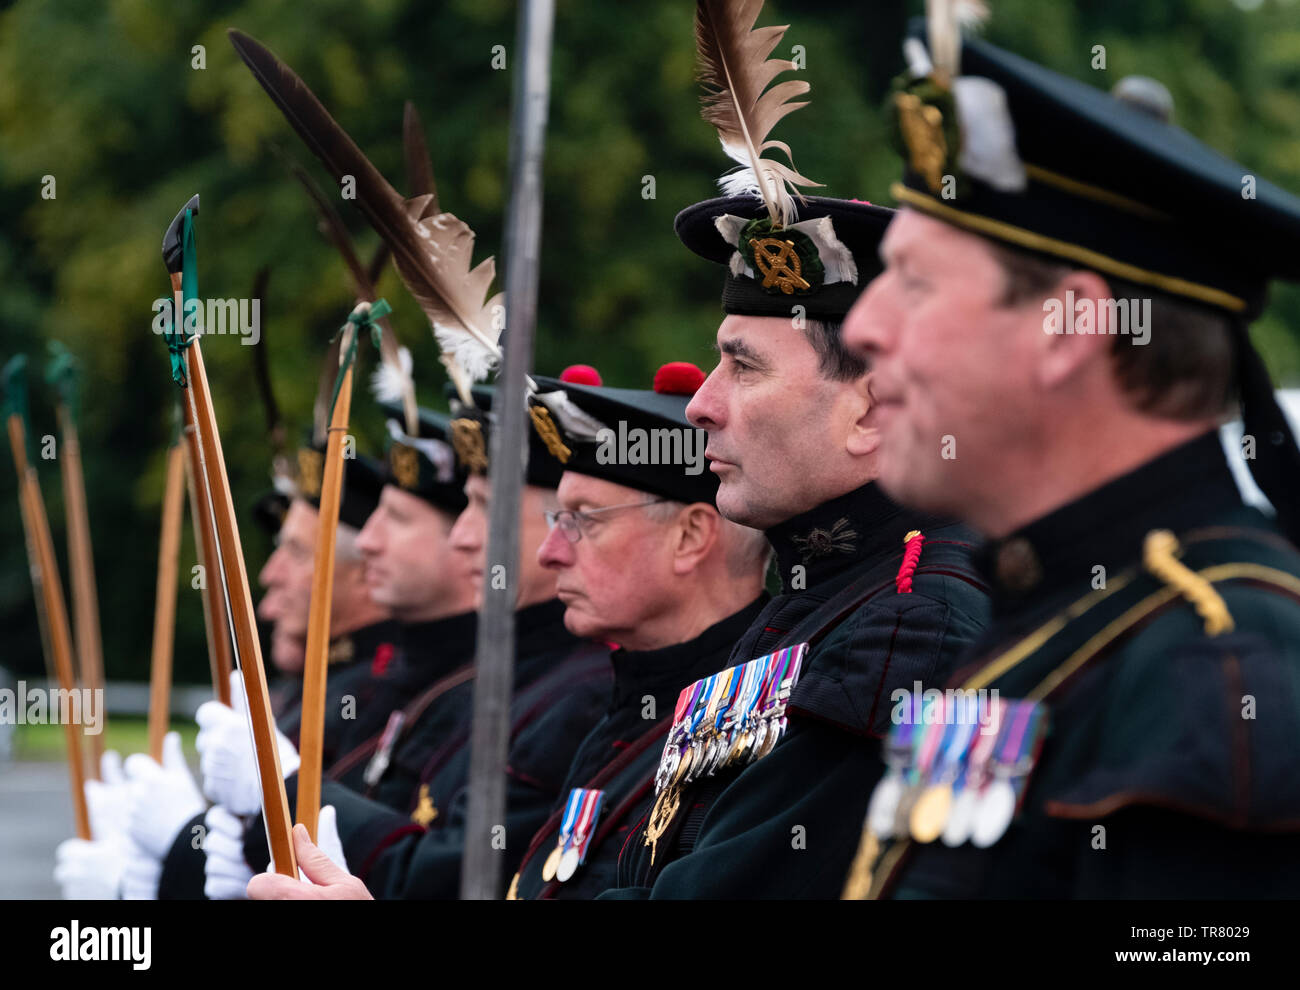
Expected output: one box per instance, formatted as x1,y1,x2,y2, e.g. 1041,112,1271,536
1142,529,1235,636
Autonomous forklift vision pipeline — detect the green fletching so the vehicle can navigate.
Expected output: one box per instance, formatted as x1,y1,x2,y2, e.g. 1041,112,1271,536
2,354,30,425
163,208,199,387
327,298,392,422
2,354,35,464
45,340,81,422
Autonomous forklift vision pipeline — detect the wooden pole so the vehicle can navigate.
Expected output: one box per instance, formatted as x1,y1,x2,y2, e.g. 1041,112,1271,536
295,322,357,841
172,270,296,876
55,405,106,777
7,413,91,839
146,440,187,761
460,0,554,900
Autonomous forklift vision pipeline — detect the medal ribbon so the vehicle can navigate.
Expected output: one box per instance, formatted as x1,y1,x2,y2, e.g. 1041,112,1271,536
557,788,584,843
934,708,978,781
996,700,1035,768
712,666,741,730
914,695,948,778
687,674,718,736
573,789,605,863
962,697,1005,786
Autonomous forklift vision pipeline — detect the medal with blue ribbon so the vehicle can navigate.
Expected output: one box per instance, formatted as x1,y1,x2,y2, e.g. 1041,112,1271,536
543,788,585,882
557,788,605,883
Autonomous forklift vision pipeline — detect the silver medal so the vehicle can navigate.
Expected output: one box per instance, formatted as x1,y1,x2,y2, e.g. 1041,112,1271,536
941,785,980,847
867,772,904,839
971,777,1017,848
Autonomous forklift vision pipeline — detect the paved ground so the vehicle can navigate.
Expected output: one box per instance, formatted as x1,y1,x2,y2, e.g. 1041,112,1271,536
0,760,69,898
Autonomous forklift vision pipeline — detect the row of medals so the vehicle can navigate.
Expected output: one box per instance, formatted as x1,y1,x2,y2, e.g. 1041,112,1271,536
541,788,604,884
866,696,1047,850
644,644,808,862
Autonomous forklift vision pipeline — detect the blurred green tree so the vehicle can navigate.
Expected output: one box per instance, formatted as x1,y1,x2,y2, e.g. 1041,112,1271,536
0,0,1296,686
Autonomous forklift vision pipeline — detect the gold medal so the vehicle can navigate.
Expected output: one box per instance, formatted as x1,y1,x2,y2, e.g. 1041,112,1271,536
909,783,953,844
541,843,563,882
673,744,693,785
644,786,681,865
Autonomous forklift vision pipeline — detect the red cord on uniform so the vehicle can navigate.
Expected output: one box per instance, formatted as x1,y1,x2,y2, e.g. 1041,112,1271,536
896,530,924,593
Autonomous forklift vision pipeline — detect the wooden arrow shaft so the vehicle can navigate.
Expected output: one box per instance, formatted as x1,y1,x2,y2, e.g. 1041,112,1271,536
147,441,187,762
55,406,106,777
173,286,296,876
7,414,91,840
295,350,354,841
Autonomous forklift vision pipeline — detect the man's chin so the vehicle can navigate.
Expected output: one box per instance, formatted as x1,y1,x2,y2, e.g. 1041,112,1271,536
561,607,606,644
714,481,771,530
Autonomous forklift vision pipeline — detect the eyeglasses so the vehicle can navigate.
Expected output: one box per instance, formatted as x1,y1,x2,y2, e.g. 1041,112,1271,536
544,498,668,544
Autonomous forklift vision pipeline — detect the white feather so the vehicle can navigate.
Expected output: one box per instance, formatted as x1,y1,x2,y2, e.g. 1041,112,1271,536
954,76,1026,192
717,166,800,227
369,345,415,403
433,320,498,384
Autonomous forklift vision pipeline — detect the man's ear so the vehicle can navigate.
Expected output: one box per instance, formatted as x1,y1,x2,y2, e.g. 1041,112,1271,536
672,504,721,576
1036,269,1115,390
845,372,882,458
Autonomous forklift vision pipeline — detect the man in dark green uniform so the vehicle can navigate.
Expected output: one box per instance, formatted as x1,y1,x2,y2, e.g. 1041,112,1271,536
246,385,611,898
591,186,989,899
507,363,770,898
841,17,1300,897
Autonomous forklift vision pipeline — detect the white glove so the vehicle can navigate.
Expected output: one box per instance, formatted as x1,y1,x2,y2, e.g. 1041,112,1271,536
123,731,206,860
314,805,349,875
196,670,299,816
268,806,349,882
118,732,206,901
85,750,130,845
203,805,254,900
119,840,164,900
53,837,124,900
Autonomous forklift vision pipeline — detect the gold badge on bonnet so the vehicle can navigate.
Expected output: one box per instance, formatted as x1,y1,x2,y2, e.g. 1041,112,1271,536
390,442,420,490
450,417,489,474
749,237,812,295
895,91,949,194
528,405,571,464
297,447,324,499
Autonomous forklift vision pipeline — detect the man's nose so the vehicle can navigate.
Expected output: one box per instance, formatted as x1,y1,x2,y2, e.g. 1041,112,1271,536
258,548,285,589
536,523,573,569
686,370,723,430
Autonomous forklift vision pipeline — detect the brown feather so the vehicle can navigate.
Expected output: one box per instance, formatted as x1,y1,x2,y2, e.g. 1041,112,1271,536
403,101,439,210
229,29,502,397
694,0,820,225
284,157,419,434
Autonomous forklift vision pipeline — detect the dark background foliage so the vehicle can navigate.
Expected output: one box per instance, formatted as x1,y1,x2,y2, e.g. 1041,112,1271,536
1,0,1297,684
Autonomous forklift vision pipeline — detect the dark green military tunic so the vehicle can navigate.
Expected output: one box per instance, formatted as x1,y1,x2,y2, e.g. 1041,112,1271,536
510,597,766,899
860,433,1300,898
320,609,478,795
286,598,611,897
274,619,401,770
602,482,990,898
